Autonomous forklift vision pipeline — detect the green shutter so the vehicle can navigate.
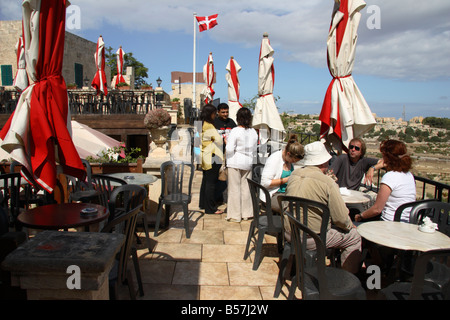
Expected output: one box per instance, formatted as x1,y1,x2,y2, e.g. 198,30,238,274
1,65,13,86
74,63,83,88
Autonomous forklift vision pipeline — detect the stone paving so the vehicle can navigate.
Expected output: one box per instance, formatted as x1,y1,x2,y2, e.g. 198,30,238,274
128,168,295,300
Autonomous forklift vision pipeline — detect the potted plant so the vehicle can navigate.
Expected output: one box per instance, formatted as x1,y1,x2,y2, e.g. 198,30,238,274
117,82,130,90
67,83,77,90
144,108,172,148
171,97,180,110
141,83,153,90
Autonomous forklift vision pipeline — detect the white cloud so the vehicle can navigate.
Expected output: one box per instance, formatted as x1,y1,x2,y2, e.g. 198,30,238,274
2,0,449,81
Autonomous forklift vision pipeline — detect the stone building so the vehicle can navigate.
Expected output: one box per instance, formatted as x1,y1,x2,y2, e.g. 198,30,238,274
0,20,110,89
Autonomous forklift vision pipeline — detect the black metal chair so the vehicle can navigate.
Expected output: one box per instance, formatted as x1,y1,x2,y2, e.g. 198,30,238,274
244,179,283,271
101,184,147,299
154,160,195,238
0,172,22,229
286,212,366,300
379,249,450,300
274,195,331,298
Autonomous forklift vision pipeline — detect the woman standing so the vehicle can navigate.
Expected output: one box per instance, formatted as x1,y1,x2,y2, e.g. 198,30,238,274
355,139,416,223
225,108,258,222
199,104,224,215
260,135,305,213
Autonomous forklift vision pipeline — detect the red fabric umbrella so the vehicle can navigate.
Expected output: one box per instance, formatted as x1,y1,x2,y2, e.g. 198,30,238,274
91,35,108,95
202,52,215,104
114,46,126,88
319,0,375,152
0,0,85,193
13,35,28,91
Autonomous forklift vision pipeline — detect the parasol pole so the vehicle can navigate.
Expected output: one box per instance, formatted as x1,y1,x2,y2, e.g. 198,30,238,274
193,12,197,111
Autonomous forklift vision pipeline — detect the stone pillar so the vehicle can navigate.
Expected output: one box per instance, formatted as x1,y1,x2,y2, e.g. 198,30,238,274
1,231,125,300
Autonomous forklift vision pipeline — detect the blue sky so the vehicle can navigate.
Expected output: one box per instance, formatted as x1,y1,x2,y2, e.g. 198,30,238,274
1,0,449,120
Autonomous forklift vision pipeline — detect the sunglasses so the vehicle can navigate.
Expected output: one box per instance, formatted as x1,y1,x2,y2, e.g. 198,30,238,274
349,145,361,151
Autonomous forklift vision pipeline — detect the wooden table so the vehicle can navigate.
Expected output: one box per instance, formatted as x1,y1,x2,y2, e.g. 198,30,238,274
17,203,108,231
357,221,450,252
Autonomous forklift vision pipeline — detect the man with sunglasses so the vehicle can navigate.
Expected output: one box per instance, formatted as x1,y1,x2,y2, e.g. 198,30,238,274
329,137,383,191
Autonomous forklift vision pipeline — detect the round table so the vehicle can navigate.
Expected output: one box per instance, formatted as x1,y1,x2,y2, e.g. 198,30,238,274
105,172,157,186
17,203,108,230
357,221,450,252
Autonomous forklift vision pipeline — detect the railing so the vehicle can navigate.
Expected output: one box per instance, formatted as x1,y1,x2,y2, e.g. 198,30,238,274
0,89,156,115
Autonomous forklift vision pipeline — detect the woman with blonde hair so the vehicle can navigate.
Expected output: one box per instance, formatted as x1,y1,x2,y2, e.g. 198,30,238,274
355,139,416,222
260,134,305,213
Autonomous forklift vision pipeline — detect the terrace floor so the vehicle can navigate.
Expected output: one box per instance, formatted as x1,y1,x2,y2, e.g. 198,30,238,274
126,168,295,300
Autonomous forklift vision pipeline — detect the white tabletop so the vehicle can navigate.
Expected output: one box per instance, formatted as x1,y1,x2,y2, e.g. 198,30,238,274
340,189,371,204
357,221,450,252
105,172,157,186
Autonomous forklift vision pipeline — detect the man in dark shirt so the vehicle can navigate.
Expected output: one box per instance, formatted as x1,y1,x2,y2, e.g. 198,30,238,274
329,137,383,190
214,103,236,204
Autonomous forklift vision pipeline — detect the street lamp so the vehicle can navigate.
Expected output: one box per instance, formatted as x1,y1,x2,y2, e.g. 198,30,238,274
83,75,89,89
156,77,162,88
155,77,163,108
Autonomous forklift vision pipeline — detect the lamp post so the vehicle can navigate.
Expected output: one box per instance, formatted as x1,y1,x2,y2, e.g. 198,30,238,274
83,75,89,90
155,77,163,108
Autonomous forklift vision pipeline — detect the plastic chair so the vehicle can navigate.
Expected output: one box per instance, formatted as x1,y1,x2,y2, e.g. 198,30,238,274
398,200,450,292
379,249,450,300
101,184,147,300
273,195,331,298
154,160,195,238
91,174,127,217
67,159,98,203
393,199,436,223
251,164,264,184
244,179,283,270
286,212,366,300
0,172,22,229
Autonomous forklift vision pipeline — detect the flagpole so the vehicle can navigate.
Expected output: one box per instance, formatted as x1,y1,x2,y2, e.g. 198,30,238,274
193,12,197,112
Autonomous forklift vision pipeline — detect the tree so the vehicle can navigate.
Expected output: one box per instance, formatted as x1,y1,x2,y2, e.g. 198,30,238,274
105,46,149,87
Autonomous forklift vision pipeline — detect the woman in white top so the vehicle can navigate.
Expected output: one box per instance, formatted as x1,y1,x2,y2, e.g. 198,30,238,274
225,108,258,222
260,135,305,213
355,139,416,223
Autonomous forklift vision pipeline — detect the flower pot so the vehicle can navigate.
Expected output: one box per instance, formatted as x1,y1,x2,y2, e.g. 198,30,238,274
171,101,180,110
149,126,169,149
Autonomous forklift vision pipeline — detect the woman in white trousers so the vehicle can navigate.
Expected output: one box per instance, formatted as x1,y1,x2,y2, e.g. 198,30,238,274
225,108,258,222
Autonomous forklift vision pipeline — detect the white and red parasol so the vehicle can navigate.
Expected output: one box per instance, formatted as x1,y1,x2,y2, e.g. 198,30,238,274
91,35,108,95
226,56,242,123
0,0,85,192
252,33,285,144
113,46,126,88
202,52,215,104
319,0,376,153
13,35,28,91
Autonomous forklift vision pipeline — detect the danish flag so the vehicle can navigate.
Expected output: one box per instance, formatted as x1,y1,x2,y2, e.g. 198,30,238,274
196,14,218,32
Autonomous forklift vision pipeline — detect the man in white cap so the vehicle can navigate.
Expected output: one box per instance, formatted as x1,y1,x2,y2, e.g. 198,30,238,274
286,141,362,274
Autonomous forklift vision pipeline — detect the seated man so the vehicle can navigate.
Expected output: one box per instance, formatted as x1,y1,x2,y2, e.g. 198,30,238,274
329,137,383,191
286,141,361,274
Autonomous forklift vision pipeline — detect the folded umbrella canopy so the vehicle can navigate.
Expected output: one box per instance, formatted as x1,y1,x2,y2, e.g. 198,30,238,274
319,0,376,153
226,56,242,123
112,46,126,88
201,52,215,104
91,35,108,95
252,33,285,144
0,0,85,193
13,35,28,91
70,120,125,160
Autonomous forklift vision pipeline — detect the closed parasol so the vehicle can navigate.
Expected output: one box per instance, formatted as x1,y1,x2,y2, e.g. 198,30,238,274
0,0,85,192
226,56,242,122
201,52,215,104
112,46,126,88
13,35,28,91
91,35,108,95
319,0,376,153
252,33,285,145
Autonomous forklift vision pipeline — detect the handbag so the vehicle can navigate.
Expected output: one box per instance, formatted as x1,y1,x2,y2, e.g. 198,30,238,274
218,164,227,181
